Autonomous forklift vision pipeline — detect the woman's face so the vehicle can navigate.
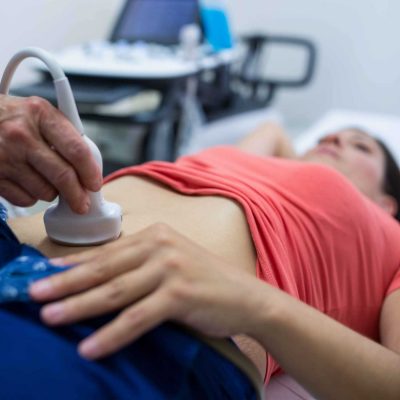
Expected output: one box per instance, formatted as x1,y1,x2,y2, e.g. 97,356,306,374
301,129,386,202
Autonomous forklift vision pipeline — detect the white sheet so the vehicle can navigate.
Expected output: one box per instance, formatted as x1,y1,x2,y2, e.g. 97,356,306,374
179,107,283,156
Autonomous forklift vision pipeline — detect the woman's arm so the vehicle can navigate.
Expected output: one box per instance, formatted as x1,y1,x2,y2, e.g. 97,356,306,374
380,289,400,356
29,224,400,400
246,284,400,400
236,122,297,158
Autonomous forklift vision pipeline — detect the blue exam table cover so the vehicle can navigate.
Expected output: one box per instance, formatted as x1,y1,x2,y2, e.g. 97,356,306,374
0,203,256,399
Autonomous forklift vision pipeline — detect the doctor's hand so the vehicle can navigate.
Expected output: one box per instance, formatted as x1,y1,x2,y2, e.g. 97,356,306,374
0,95,102,213
29,223,263,360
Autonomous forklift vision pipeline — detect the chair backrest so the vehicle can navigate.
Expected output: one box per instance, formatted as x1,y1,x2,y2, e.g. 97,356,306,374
200,33,317,123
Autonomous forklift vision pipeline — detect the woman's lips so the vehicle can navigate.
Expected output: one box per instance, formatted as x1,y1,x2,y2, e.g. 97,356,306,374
313,145,340,158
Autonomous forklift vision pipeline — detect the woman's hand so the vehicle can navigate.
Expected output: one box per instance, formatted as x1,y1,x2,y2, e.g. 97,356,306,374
29,223,262,360
236,122,296,159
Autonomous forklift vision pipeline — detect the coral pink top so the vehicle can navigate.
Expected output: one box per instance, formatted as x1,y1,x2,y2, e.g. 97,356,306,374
105,147,400,383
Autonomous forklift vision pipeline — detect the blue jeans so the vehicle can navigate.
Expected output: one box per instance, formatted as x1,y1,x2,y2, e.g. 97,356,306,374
0,204,256,399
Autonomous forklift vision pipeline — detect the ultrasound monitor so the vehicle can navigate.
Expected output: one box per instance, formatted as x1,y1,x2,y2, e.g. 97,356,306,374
110,0,200,45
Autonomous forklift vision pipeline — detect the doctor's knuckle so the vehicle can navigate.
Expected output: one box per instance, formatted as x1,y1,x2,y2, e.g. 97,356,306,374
53,167,75,186
68,139,90,163
5,189,35,207
2,120,30,145
26,96,49,114
20,198,36,207
38,183,57,201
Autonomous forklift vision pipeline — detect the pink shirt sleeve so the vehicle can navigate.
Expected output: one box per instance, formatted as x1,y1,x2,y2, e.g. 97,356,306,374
386,266,400,297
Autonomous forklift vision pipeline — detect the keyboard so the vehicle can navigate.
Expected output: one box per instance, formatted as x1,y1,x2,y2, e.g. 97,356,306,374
35,42,198,80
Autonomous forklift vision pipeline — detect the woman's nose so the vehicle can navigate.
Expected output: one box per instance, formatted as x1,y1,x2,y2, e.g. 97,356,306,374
321,133,343,147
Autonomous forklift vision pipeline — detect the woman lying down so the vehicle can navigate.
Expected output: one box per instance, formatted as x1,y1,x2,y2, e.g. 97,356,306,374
2,122,400,399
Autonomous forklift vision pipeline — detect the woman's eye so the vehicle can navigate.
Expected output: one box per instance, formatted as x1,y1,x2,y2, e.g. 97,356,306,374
354,143,371,153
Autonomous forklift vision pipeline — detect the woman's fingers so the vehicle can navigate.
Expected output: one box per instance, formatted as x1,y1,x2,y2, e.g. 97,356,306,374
31,224,177,301
49,242,119,268
50,227,148,267
78,291,173,359
30,242,150,302
30,224,250,360
40,261,163,326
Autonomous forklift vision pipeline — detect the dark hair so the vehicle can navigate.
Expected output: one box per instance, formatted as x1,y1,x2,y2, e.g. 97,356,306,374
375,138,400,222
346,127,400,222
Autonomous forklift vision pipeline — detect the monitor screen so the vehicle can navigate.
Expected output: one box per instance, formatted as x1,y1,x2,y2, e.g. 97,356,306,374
111,0,200,45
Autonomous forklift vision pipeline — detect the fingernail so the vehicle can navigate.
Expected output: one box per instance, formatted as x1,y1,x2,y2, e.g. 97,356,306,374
42,303,65,323
49,258,66,266
79,201,90,214
96,176,103,190
30,280,53,297
79,339,99,359
89,173,102,192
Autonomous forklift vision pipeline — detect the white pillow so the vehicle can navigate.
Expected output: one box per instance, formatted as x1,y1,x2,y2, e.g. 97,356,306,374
294,109,400,163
